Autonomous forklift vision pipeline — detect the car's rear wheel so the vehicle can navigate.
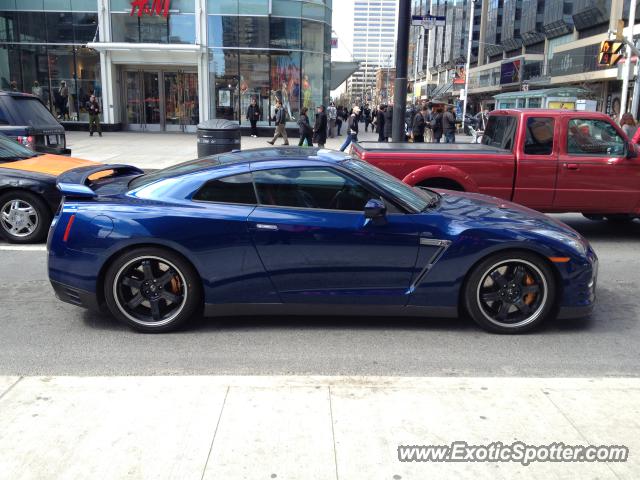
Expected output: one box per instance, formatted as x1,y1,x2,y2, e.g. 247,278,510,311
0,191,51,243
104,247,202,333
464,251,556,334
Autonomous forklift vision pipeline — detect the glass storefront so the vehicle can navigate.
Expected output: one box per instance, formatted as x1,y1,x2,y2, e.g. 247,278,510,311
0,0,332,129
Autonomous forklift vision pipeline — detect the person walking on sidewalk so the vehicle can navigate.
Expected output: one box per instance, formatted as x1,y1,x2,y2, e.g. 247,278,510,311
86,94,102,137
336,106,344,136
377,105,387,142
327,102,337,138
383,105,393,142
313,105,328,148
443,106,457,143
267,100,289,145
297,107,313,147
246,97,261,138
340,105,360,152
411,105,427,143
363,104,372,132
431,109,443,143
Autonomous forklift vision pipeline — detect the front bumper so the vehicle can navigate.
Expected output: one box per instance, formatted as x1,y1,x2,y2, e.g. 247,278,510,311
50,280,101,311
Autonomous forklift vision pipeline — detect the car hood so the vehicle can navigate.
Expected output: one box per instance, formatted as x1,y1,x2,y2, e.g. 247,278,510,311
432,189,583,240
0,154,100,177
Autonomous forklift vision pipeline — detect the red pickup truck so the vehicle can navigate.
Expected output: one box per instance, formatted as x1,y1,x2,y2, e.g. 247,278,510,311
352,109,640,220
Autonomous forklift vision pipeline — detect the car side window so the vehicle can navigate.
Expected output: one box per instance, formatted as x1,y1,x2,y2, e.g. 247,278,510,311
253,167,378,211
567,119,625,156
193,172,257,204
524,117,555,155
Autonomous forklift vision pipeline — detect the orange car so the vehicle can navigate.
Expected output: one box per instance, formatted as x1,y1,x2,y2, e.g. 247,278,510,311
0,134,101,243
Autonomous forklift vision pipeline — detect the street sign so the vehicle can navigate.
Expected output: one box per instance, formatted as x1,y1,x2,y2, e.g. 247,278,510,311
598,40,624,67
331,37,338,48
411,15,446,29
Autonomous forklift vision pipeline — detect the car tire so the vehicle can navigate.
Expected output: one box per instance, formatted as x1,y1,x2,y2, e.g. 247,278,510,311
464,251,557,334
0,191,51,243
104,247,202,333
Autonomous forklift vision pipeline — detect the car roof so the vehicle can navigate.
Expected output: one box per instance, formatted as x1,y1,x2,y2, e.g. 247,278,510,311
195,147,349,171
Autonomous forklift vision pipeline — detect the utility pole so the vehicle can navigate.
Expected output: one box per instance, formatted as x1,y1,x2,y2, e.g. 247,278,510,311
462,0,476,124
620,0,637,117
392,0,411,142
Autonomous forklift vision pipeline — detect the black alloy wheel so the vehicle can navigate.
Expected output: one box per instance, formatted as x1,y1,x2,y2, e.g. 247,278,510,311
465,252,556,334
104,247,202,332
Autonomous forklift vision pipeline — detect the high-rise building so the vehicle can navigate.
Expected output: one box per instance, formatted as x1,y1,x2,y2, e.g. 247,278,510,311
348,0,398,102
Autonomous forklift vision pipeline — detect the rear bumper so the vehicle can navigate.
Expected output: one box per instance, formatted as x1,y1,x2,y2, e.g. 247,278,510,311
50,280,101,311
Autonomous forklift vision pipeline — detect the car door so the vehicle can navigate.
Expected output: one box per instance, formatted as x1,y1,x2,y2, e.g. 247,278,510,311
247,165,422,305
554,117,640,212
511,116,558,210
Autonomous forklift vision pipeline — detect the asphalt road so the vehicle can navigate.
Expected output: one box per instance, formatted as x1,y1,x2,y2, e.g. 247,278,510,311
0,214,638,377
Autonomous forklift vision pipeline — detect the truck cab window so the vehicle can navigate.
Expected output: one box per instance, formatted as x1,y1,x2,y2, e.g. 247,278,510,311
524,117,555,155
481,116,517,151
567,119,625,156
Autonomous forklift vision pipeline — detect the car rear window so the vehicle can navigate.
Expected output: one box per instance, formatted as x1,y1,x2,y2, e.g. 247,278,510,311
0,134,38,160
1,96,60,127
481,115,518,151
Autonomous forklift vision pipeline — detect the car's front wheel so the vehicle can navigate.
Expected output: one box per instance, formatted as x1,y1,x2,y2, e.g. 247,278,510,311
464,251,557,334
0,191,51,243
104,247,202,332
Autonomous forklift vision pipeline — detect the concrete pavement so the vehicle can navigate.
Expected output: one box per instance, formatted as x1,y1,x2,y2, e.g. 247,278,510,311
0,376,638,480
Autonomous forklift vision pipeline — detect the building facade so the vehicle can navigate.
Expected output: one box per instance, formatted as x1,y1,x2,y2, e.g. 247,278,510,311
414,0,638,118
0,0,332,131
347,0,398,103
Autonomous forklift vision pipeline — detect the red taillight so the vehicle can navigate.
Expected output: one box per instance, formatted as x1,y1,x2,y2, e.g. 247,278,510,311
62,214,75,242
17,136,34,148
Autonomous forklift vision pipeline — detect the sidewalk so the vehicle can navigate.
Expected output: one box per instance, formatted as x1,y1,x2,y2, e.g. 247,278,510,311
66,129,471,169
0,376,637,479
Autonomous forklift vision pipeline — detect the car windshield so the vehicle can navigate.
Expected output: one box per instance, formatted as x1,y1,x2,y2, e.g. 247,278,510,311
3,96,60,127
0,134,37,161
344,159,435,212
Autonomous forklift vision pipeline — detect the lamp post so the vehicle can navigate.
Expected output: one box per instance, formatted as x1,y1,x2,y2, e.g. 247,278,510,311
462,0,476,126
392,0,410,142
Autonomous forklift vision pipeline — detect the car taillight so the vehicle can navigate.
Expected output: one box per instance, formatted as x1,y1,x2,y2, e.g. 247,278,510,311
63,214,76,242
17,136,34,148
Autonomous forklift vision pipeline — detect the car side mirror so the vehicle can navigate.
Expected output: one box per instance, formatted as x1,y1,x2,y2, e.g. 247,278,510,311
364,198,387,225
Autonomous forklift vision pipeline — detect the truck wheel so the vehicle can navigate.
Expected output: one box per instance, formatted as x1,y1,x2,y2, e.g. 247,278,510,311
464,251,556,334
0,191,51,243
418,178,465,191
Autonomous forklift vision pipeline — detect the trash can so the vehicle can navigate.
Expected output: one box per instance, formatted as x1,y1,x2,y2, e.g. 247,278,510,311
196,119,241,158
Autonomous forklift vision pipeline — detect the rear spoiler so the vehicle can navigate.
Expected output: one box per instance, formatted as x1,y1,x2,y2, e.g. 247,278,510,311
57,164,144,198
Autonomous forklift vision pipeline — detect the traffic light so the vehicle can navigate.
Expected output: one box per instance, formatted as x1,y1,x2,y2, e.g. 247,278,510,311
598,40,624,66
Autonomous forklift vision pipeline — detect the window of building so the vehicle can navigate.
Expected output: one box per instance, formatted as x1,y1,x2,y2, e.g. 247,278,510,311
238,16,269,48
253,167,376,211
208,15,239,47
239,52,270,125
270,17,301,49
270,52,300,121
524,117,555,155
302,20,323,52
210,49,239,121
193,173,257,204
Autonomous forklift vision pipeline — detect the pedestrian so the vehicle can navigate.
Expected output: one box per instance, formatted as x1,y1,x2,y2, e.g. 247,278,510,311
31,81,42,99
340,105,360,151
371,105,378,132
267,100,289,145
313,104,328,148
336,106,344,136
297,106,313,147
383,105,393,141
246,97,261,138
86,94,102,137
443,106,457,143
431,108,443,143
412,104,428,143
377,105,387,142
424,103,433,143
10,80,18,92
475,107,490,131
59,81,69,120
327,102,337,138
363,104,372,132
620,113,638,139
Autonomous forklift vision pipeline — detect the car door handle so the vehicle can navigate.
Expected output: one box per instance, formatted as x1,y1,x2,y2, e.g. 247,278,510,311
564,163,579,170
255,223,279,231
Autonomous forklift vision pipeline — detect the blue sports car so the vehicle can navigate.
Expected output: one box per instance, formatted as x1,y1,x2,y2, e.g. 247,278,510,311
47,148,597,334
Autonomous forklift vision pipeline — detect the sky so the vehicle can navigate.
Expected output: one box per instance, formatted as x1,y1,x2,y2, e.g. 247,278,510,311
331,0,355,63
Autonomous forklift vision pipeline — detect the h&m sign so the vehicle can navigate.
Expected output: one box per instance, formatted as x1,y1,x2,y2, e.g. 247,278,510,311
130,0,170,18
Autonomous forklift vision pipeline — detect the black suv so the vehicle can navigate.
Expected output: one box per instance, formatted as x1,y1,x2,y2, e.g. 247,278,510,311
0,91,70,155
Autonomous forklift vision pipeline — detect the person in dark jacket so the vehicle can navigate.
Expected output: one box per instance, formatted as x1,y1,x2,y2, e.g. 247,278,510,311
246,97,261,137
377,105,387,142
411,105,428,143
340,105,360,151
313,105,328,148
297,107,313,147
363,105,372,132
383,106,393,141
267,100,289,145
86,95,102,137
336,106,344,135
431,109,444,143
443,105,457,143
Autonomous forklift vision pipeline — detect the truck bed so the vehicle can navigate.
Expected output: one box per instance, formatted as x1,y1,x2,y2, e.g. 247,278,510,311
352,142,511,156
